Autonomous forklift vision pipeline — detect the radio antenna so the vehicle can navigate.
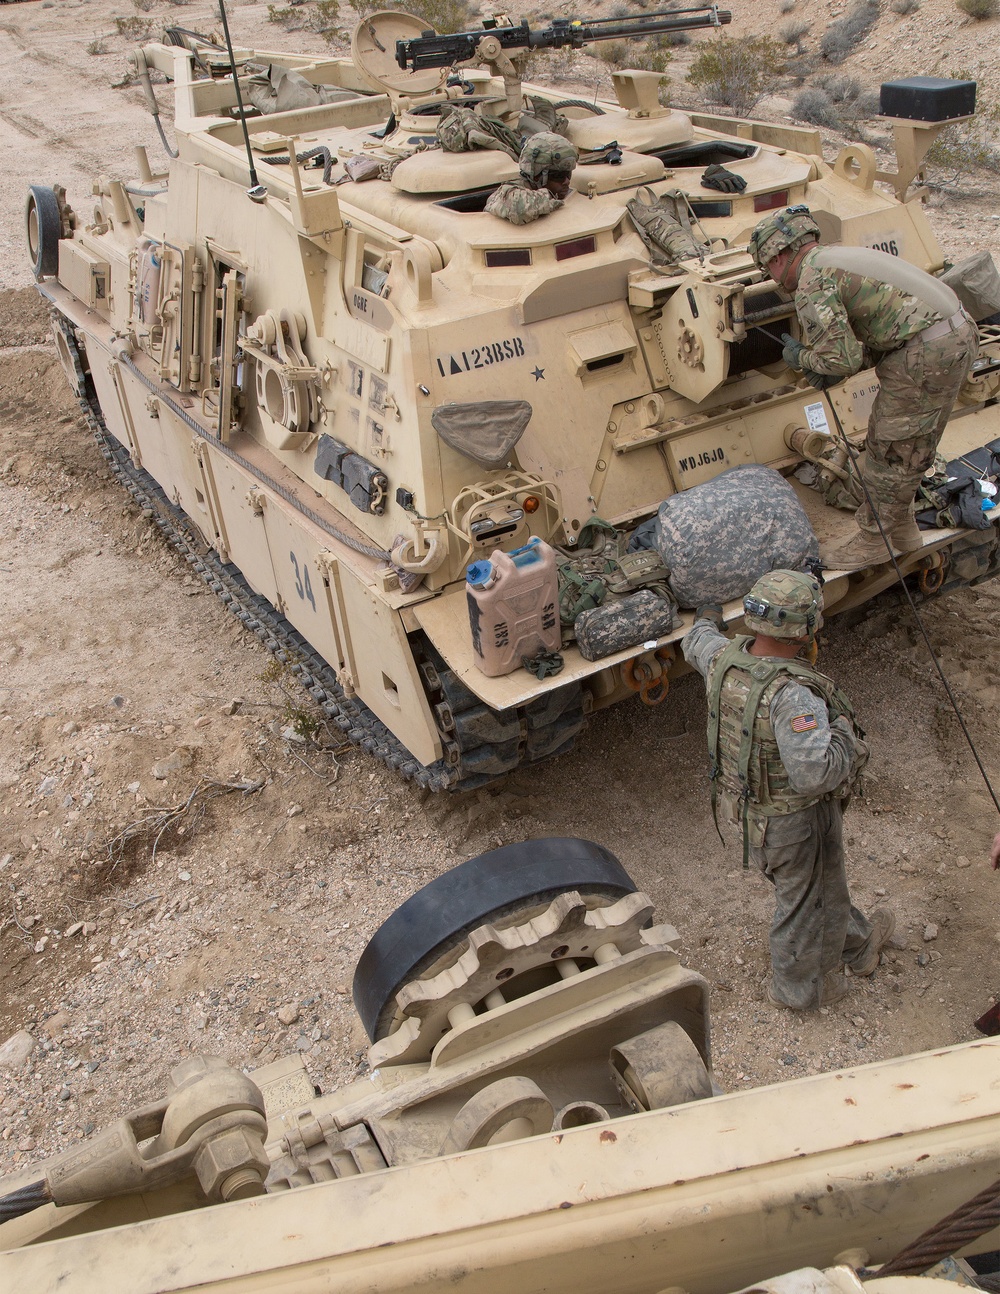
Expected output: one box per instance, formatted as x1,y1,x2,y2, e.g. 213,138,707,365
216,0,267,202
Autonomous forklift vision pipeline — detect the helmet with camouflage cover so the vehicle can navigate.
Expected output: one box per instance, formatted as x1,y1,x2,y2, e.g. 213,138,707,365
519,131,579,188
748,205,821,272
743,569,824,641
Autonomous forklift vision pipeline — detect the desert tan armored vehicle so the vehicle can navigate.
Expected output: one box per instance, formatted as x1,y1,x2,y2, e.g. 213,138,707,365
26,9,1000,788
2,839,998,1291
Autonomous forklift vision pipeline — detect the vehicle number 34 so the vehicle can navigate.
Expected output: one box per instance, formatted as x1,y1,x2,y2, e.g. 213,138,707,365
289,551,317,611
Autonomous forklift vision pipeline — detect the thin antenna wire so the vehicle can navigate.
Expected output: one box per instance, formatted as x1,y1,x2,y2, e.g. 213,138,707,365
216,0,266,202
823,395,1000,817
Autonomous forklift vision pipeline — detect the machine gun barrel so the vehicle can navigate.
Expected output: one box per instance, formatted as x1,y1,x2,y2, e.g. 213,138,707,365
395,6,732,72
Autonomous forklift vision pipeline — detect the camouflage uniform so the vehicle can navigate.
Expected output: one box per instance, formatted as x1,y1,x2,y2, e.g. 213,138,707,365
485,178,565,226
436,106,521,161
793,246,979,514
682,571,881,1010
486,132,578,226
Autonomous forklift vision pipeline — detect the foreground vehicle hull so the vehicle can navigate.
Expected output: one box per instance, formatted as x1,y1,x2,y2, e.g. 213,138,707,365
3,1037,999,1292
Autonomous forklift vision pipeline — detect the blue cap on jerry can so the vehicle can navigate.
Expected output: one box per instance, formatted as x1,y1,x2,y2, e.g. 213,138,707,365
466,560,494,589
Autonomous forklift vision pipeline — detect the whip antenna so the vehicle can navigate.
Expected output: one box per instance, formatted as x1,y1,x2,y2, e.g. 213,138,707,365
216,0,266,202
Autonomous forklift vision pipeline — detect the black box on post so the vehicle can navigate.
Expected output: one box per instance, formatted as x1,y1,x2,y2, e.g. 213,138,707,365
879,76,977,122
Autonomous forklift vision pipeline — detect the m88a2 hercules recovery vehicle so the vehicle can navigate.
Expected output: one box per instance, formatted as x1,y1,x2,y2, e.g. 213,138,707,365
26,8,1000,788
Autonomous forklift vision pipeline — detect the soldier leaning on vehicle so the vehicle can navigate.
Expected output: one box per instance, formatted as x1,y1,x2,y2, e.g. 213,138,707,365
748,207,978,571
683,570,896,1011
486,132,579,226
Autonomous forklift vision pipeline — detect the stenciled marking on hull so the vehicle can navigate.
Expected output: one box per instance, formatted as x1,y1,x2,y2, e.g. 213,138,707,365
434,336,526,377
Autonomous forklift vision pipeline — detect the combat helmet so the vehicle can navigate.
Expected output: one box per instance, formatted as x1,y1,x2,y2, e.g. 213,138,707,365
519,131,579,187
743,569,824,640
748,205,821,271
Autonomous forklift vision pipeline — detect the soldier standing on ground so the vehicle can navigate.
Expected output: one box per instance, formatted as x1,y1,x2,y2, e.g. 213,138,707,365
748,207,979,570
485,132,579,226
683,570,896,1010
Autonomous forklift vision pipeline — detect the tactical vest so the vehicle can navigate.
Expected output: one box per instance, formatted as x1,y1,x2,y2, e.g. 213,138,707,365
705,637,866,821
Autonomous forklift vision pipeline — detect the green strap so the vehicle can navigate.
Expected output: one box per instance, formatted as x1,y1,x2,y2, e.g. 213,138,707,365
521,648,563,680
706,637,755,854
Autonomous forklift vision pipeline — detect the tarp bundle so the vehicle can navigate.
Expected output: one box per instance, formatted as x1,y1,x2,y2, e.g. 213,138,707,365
632,465,820,607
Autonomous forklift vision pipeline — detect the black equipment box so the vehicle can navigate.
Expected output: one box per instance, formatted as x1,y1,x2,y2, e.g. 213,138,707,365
879,76,976,122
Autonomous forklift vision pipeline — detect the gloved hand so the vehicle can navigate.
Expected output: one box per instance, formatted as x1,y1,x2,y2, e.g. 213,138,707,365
695,603,726,631
701,163,747,194
803,368,838,391
781,332,806,369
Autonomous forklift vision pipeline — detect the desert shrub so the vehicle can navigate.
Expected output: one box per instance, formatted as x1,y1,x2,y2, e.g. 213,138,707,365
596,39,628,64
347,0,378,15
956,0,999,17
651,29,691,46
796,74,882,133
820,0,879,63
267,3,308,26
891,0,920,12
814,72,862,101
686,34,786,117
926,119,1000,183
784,54,816,83
792,86,841,127
779,0,796,11
626,45,671,73
404,0,474,34
268,0,340,33
133,0,156,10
114,14,154,36
87,33,109,53
779,18,811,45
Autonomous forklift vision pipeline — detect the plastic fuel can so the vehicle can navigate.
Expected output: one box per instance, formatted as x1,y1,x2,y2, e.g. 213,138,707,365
466,537,560,677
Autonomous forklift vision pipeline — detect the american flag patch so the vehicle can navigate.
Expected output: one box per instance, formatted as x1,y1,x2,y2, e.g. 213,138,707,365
790,713,818,733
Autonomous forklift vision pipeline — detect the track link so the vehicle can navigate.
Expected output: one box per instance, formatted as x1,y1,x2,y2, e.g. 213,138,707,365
55,314,585,791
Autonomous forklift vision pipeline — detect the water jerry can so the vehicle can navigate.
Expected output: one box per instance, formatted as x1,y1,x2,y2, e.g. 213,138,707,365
466,538,560,677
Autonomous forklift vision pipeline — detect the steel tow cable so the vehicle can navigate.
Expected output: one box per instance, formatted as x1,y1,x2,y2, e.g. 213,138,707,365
869,1176,1000,1278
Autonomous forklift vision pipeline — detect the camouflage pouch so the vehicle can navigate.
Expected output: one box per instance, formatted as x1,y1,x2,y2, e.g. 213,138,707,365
437,106,521,160
556,518,624,626
575,589,680,662
606,548,671,595
557,522,674,631
626,187,706,267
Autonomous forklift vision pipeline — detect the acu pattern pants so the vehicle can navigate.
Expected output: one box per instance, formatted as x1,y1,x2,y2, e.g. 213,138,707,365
862,319,979,516
750,799,874,1010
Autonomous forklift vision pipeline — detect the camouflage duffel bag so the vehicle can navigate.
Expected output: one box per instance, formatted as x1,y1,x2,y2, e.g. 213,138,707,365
646,464,819,608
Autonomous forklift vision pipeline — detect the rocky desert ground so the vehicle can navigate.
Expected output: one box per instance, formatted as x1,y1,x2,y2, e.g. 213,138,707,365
0,0,998,1190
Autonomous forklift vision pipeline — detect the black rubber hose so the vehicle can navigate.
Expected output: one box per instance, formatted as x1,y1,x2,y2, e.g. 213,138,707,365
268,145,337,186
0,1179,52,1223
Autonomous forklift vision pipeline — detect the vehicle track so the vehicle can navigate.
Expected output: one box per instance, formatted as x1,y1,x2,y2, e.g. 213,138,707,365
55,314,586,793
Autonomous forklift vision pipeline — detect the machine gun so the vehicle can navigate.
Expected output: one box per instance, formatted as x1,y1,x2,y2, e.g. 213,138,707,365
395,6,732,73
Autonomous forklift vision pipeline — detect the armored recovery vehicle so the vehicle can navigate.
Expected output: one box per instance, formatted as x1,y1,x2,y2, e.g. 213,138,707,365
1,838,998,1291
26,9,1000,788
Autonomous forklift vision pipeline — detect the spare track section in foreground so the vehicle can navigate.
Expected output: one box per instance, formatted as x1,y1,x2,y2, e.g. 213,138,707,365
57,317,584,792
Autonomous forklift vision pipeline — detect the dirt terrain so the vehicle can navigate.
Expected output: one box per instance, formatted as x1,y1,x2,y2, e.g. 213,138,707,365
1,0,999,1179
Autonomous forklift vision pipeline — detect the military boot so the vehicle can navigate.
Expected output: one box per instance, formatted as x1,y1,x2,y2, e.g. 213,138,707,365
847,907,897,977
824,523,897,571
885,503,924,553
